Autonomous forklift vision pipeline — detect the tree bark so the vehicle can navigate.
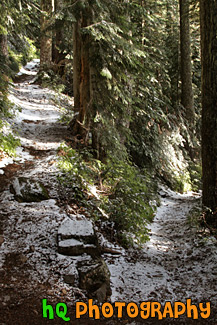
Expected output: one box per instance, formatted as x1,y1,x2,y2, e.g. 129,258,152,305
200,0,217,222
0,34,8,58
179,0,194,123
40,0,53,69
53,0,65,74
71,6,91,141
0,33,9,91
79,19,90,134
73,20,82,112
166,0,179,107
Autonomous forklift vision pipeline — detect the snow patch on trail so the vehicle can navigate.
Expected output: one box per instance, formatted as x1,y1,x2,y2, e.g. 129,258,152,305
0,59,79,302
7,60,67,159
0,59,72,173
0,198,72,279
16,58,39,77
0,156,14,169
104,189,217,308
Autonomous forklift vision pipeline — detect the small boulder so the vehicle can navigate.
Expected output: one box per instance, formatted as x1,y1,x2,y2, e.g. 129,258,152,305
77,258,111,302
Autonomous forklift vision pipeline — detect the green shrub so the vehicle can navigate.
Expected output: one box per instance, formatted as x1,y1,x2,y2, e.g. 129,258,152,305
0,126,20,156
58,144,157,245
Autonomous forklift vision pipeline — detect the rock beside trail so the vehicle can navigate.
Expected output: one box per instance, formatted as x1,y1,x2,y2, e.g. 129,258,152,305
58,216,97,244
57,216,100,257
63,274,75,286
58,238,98,256
77,258,111,302
10,177,49,202
58,216,111,301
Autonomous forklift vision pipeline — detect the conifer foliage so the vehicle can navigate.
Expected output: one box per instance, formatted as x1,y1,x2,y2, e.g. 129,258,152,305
70,0,170,163
1,0,216,241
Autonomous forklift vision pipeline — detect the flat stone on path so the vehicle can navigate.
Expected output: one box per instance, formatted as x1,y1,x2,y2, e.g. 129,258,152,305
57,216,99,256
58,216,96,244
58,238,97,256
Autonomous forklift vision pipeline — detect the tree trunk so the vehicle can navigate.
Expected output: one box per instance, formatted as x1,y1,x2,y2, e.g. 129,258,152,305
40,0,53,69
0,34,8,58
166,0,179,107
0,33,9,91
53,0,65,74
71,6,104,157
179,0,194,123
78,20,90,135
71,7,91,141
200,0,217,223
73,20,82,112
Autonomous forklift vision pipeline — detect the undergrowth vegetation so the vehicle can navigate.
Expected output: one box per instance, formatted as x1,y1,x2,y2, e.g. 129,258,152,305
0,130,20,157
0,97,21,158
0,107,21,157
0,35,37,158
8,35,38,74
157,128,202,193
187,203,217,241
58,144,157,246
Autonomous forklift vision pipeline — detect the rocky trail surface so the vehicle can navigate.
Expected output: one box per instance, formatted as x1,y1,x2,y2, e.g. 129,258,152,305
0,61,217,325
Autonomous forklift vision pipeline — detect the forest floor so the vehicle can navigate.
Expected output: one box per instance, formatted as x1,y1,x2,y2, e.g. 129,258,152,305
0,61,217,325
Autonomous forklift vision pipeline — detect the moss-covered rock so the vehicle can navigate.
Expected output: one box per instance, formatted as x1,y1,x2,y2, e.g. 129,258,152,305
10,177,49,202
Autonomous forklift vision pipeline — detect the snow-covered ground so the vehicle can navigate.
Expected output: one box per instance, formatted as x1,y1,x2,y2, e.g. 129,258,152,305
106,189,217,304
0,60,217,324
0,61,81,321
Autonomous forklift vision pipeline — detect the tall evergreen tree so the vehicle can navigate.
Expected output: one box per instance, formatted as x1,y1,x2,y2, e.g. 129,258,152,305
71,0,170,161
200,0,217,224
71,1,132,158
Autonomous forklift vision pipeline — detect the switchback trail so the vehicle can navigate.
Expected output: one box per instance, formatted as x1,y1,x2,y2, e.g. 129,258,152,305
0,61,217,324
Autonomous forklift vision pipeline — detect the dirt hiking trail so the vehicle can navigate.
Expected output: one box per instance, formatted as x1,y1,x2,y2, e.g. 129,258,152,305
0,61,217,324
